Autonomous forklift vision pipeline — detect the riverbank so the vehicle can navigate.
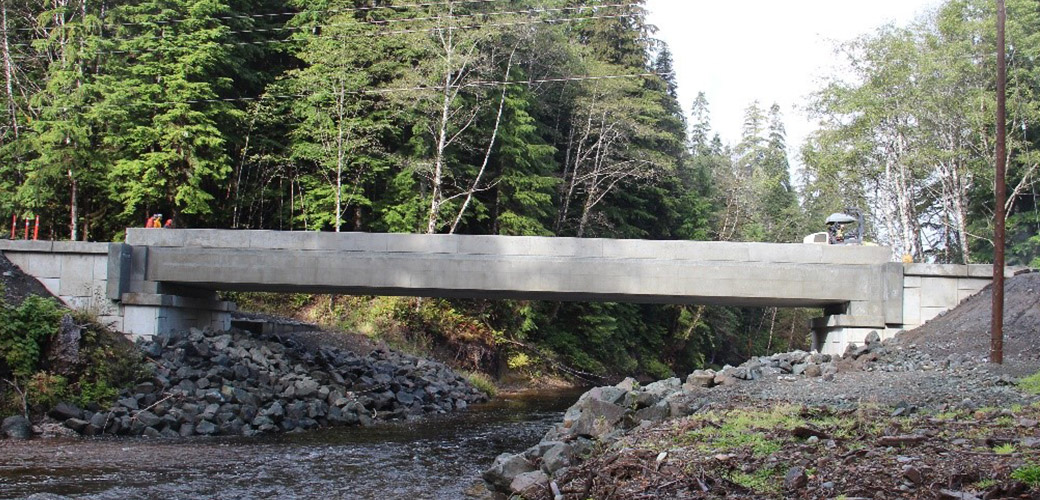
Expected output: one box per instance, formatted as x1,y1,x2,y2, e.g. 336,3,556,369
1,388,582,499
484,271,1040,498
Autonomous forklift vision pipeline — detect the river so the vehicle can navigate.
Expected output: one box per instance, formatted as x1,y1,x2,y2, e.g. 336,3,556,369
0,389,581,499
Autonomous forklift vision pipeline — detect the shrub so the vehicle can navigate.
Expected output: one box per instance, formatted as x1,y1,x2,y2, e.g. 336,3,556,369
26,372,68,409
75,379,119,408
507,352,532,370
0,295,64,378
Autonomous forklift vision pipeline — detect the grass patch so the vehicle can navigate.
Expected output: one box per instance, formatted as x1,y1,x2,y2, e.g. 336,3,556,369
728,466,782,495
677,406,796,458
1011,463,1040,486
1019,371,1040,395
464,371,497,397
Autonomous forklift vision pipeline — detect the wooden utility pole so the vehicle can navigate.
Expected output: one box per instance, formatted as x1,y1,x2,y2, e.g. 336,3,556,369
991,0,1007,364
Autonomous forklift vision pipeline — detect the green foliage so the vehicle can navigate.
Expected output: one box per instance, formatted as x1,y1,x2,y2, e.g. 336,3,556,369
1010,461,1040,484
640,358,674,380
74,379,119,408
0,0,798,380
507,352,533,371
0,295,64,378
804,0,1040,264
463,371,497,397
993,443,1016,455
1018,371,1040,395
1012,463,1040,486
25,372,69,409
727,466,782,495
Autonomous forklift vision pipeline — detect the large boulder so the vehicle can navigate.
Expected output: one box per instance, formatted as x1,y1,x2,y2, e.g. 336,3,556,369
642,377,682,398
510,470,549,497
685,369,716,389
483,453,536,492
48,402,84,421
568,398,627,438
2,415,32,439
540,442,574,474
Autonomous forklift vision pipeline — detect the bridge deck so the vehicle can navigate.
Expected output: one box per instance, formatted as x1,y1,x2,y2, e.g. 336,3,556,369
125,229,900,316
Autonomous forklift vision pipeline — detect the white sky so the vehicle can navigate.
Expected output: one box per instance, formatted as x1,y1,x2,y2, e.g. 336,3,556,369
644,0,943,166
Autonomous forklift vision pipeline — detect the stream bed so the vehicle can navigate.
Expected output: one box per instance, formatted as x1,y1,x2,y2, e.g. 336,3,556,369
1,389,581,499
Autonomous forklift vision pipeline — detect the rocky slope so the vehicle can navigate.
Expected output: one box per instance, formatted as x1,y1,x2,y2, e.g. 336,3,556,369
483,271,1040,499
37,326,489,437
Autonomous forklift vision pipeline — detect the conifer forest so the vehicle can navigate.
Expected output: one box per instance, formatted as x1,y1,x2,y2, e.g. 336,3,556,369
0,0,1037,377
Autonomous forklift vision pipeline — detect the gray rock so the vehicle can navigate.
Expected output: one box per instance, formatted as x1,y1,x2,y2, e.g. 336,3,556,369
482,453,536,492
295,378,319,398
134,410,162,429
714,372,739,386
865,330,881,345
634,401,671,423
117,397,140,411
195,420,218,435
179,423,195,437
579,386,627,406
63,418,89,433
803,363,822,377
211,334,233,351
49,402,84,421
624,390,660,410
821,363,838,377
784,466,808,489
569,399,627,438
540,442,574,474
89,411,110,432
510,470,548,497
3,415,33,439
615,377,639,392
686,369,716,388
642,377,682,398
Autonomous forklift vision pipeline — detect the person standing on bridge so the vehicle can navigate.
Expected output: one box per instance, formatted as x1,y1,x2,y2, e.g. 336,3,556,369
163,218,175,229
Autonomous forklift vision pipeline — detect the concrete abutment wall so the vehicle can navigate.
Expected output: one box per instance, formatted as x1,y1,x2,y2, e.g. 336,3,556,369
0,239,232,338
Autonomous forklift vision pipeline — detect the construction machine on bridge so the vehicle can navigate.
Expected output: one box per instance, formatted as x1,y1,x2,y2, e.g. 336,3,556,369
804,208,864,245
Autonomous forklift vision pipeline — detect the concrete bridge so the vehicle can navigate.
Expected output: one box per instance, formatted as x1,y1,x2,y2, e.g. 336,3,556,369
0,229,1017,354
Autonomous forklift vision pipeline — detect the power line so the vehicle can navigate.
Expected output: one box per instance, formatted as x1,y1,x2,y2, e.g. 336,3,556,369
9,11,633,52
230,2,628,33
95,13,636,55
15,0,628,32
57,3,632,45
87,71,673,107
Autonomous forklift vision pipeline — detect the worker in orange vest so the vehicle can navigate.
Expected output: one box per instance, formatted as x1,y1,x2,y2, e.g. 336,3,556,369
145,214,156,228
163,218,174,229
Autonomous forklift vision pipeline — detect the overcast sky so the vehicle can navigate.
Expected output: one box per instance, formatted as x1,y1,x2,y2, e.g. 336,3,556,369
644,0,943,165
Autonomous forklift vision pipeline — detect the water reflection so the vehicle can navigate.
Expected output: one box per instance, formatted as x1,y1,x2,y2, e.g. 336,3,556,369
0,389,581,499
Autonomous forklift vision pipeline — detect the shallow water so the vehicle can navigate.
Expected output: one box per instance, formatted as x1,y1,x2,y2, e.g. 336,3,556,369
0,389,581,499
